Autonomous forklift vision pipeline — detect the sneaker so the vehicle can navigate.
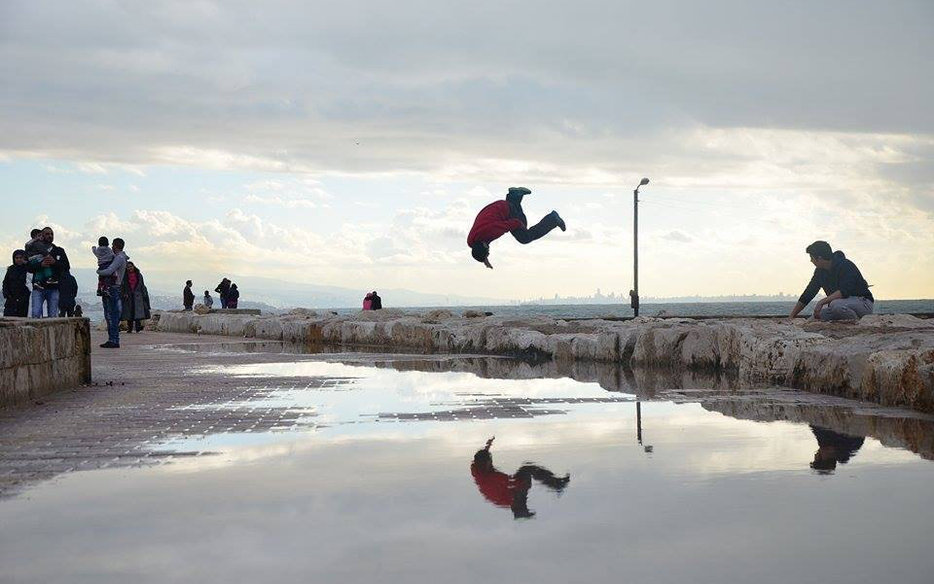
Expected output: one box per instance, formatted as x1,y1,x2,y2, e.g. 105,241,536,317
553,211,566,231
99,341,119,348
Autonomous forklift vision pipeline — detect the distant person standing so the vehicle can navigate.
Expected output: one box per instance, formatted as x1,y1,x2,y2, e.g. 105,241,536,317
183,280,195,311
3,250,30,317
371,291,382,310
215,278,231,309
97,237,128,348
121,261,151,333
362,292,373,310
227,283,239,309
790,241,874,321
203,290,214,308
58,271,79,317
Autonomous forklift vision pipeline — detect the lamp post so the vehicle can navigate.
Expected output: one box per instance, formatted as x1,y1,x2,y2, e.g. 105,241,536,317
632,177,650,317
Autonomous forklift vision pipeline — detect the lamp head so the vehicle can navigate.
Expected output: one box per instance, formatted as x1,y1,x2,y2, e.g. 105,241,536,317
639,178,650,186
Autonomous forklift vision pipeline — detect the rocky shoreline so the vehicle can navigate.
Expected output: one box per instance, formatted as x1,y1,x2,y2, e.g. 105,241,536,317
153,309,934,413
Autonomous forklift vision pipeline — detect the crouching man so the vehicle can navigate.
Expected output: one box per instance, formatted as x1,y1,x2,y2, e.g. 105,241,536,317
790,240,874,321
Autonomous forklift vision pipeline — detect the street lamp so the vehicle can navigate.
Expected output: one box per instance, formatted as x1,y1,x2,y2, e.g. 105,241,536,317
631,177,650,317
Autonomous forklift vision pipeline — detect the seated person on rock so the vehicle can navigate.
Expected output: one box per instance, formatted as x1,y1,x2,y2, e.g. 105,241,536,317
790,240,874,321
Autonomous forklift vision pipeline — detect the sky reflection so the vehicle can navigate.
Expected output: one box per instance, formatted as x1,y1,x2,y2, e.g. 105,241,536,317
2,360,932,583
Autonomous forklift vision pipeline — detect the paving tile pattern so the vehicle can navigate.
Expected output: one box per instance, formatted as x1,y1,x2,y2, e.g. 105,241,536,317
0,333,328,499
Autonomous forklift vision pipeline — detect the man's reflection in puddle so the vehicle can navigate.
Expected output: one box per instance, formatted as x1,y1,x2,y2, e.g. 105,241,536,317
470,437,570,519
810,425,865,474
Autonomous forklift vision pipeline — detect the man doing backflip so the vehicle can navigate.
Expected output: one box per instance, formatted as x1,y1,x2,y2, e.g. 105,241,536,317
467,187,565,269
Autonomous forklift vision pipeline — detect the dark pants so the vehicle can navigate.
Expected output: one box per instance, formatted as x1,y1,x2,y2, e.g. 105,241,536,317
59,304,75,317
506,191,561,244
511,464,569,519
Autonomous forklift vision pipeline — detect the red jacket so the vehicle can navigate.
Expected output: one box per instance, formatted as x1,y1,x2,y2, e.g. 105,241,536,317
471,463,530,507
467,200,524,247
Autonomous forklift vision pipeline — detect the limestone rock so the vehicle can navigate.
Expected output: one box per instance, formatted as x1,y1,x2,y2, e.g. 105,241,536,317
149,309,934,413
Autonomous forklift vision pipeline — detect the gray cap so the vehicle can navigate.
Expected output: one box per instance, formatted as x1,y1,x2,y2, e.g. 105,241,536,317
508,187,531,196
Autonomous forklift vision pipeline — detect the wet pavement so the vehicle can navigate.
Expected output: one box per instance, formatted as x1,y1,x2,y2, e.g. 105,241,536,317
1,331,933,583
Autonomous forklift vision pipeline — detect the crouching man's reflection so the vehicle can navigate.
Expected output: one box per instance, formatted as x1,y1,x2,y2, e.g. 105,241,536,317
470,437,570,519
810,425,865,474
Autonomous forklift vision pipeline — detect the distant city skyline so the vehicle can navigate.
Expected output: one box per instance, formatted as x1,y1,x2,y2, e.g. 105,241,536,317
2,2,932,300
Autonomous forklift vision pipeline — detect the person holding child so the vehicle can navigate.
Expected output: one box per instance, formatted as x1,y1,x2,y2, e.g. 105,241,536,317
25,227,70,318
92,236,117,298
96,237,127,348
215,278,231,309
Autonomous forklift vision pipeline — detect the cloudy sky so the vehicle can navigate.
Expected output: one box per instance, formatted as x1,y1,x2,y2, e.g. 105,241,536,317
1,0,932,301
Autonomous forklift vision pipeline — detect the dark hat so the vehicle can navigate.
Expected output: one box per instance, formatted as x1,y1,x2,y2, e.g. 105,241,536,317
508,187,531,196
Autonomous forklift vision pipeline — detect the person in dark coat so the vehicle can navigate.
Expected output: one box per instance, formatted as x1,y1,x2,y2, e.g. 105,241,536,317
227,283,240,309
215,278,231,309
183,280,195,311
58,271,79,317
3,250,31,317
467,187,566,269
371,291,382,310
121,261,151,333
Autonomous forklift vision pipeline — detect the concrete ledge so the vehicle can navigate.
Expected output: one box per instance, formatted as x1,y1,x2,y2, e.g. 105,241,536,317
153,310,934,413
0,317,91,407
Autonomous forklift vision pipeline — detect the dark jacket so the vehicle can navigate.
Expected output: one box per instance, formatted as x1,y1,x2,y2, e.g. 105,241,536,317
371,293,382,310
3,253,30,317
3,263,29,301
798,251,873,305
58,272,79,308
183,285,195,308
121,270,151,321
215,279,231,297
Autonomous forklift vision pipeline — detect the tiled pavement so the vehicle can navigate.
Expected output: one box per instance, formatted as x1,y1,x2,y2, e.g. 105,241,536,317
0,331,633,499
0,332,330,499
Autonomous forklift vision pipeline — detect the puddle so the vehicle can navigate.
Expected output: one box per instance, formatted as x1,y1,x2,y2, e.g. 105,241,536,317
2,351,933,583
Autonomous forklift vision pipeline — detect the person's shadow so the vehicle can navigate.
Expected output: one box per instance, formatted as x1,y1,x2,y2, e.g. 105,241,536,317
470,437,570,519
809,425,865,474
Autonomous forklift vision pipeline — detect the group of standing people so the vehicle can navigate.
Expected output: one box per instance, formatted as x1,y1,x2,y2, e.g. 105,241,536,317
213,278,240,309
362,290,382,310
3,226,79,318
1,229,151,348
181,278,240,310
